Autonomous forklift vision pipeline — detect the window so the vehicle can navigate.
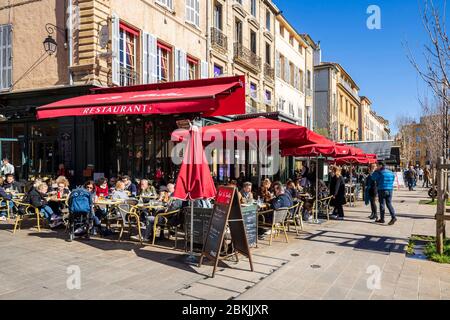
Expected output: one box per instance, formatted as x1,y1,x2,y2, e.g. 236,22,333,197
187,56,198,80
280,25,285,37
306,70,312,89
0,24,12,90
265,10,271,30
289,36,294,46
214,64,223,77
265,43,271,65
156,0,173,10
416,136,421,143
157,42,172,83
214,2,223,30
299,69,304,93
289,62,295,86
250,30,257,54
235,19,243,44
416,150,421,158
250,82,257,99
280,55,285,80
289,102,294,116
251,0,257,16
298,44,303,55
186,0,200,27
265,90,272,105
119,24,139,86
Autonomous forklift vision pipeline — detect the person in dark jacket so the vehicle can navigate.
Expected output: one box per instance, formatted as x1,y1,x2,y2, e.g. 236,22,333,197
372,162,397,225
28,182,54,222
0,185,13,221
271,182,294,210
365,163,378,220
3,174,21,192
405,166,417,191
330,166,346,220
285,180,298,200
122,175,137,197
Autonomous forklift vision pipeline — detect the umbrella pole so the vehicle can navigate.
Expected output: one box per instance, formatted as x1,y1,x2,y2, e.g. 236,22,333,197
350,165,353,207
186,200,196,264
315,158,319,224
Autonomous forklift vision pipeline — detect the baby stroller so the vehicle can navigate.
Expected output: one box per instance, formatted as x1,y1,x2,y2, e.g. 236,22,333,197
67,188,93,242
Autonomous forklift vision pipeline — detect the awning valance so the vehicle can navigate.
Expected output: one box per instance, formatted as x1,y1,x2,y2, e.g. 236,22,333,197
37,76,245,120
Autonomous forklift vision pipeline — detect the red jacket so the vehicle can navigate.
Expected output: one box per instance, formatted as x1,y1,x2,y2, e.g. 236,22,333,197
95,185,109,197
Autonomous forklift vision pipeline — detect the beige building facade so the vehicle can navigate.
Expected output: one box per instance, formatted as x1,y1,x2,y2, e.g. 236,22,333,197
208,0,279,114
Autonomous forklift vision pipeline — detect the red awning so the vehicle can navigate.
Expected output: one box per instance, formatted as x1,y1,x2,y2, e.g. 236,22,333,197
282,143,352,157
37,76,245,120
333,155,377,165
173,118,333,150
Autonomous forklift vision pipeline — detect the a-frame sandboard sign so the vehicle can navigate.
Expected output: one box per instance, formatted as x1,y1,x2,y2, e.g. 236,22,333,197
198,186,254,278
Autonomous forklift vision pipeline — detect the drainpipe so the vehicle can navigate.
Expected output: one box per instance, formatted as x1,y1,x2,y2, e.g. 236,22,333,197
205,0,210,75
68,0,74,85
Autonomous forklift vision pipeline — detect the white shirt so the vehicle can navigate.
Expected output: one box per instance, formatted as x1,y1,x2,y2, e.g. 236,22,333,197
1,163,14,175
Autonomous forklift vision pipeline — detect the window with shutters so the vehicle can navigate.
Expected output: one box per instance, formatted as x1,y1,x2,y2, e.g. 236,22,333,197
187,56,199,80
157,43,172,83
0,24,12,91
186,0,200,28
119,24,139,86
289,62,295,86
299,69,304,93
156,0,173,10
279,55,285,81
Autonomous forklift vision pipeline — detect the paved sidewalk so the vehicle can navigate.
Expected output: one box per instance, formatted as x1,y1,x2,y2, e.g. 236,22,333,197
0,187,449,300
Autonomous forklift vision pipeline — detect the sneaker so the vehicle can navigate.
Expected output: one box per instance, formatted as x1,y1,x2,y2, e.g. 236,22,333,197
330,214,338,220
388,218,397,226
336,217,344,221
375,219,385,224
130,235,142,241
264,230,272,236
0,216,7,221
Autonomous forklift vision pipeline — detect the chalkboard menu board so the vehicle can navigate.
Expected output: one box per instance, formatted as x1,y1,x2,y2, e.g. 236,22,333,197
199,186,254,278
184,207,213,247
241,205,258,247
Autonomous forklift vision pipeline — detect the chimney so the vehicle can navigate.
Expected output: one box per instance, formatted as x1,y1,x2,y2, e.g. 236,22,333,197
313,41,322,66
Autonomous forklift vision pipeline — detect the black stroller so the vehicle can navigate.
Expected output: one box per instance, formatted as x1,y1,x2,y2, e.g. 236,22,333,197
67,188,93,242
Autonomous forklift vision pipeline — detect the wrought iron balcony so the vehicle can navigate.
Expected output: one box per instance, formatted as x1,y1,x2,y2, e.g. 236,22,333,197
120,66,140,86
211,27,228,52
234,42,261,73
264,63,274,80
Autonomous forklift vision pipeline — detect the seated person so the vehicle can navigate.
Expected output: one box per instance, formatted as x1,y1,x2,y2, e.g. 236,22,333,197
285,180,298,200
240,182,254,204
3,174,21,193
28,182,55,226
95,177,109,198
158,186,170,204
271,182,294,211
108,177,117,193
47,177,71,223
122,175,137,197
258,178,273,203
111,181,129,201
138,179,157,203
0,185,13,221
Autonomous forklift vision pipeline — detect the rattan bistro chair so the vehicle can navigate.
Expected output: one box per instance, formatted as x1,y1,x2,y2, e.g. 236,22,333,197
12,200,42,233
117,199,141,243
317,196,333,221
286,202,304,235
258,207,290,245
152,209,181,248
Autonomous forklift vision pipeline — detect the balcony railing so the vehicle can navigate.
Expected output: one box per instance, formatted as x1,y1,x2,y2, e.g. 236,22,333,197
234,42,261,72
211,27,228,52
120,66,140,86
264,63,274,80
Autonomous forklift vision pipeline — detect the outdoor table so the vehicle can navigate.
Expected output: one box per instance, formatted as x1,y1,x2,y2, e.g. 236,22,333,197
94,199,124,229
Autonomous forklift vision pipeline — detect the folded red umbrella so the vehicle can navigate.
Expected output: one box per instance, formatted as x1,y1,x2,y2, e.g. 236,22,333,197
173,126,217,201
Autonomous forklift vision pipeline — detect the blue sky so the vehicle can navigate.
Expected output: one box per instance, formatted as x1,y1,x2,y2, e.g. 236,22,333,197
274,0,434,133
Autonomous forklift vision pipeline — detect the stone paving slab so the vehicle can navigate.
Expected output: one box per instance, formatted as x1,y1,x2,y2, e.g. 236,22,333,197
0,187,449,300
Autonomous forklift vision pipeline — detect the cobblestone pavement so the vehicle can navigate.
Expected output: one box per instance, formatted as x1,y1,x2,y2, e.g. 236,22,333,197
0,187,449,300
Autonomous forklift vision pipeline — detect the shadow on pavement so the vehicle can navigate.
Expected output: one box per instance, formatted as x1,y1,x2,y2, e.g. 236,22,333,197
303,229,407,254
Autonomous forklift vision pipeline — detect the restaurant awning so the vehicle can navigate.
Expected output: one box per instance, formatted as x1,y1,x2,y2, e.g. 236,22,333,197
36,76,246,120
173,118,333,150
281,143,352,157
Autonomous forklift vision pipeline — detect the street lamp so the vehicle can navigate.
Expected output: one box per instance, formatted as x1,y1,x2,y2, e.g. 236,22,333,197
43,35,57,55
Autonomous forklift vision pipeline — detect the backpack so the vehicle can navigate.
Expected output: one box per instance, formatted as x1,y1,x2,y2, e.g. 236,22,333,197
68,188,92,214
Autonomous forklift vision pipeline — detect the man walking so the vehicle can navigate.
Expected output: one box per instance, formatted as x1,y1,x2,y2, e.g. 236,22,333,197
423,167,431,188
372,162,397,225
406,166,417,191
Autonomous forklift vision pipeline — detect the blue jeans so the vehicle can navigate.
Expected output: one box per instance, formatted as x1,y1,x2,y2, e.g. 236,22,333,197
40,206,54,221
0,200,13,217
378,190,396,221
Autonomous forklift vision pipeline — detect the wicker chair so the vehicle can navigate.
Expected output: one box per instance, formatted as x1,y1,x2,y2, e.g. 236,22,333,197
117,199,141,243
286,202,304,235
258,207,290,245
12,200,43,233
152,209,181,248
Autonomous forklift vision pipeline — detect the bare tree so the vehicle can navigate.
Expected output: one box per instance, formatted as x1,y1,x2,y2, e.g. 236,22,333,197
406,0,449,158
395,115,417,167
